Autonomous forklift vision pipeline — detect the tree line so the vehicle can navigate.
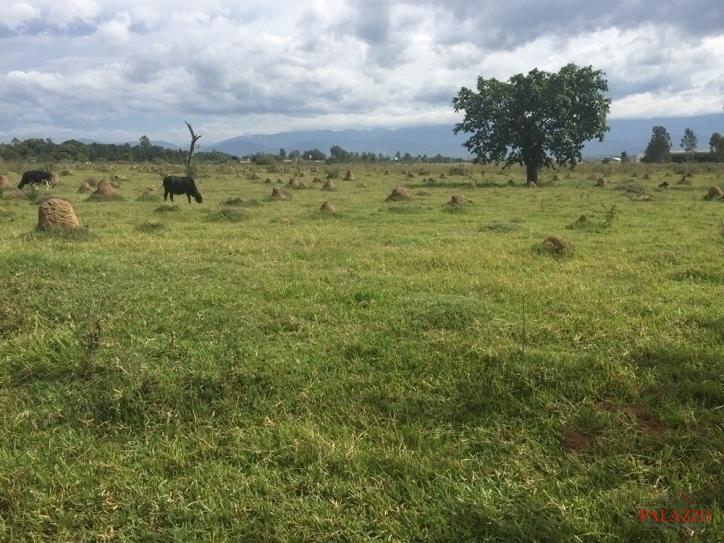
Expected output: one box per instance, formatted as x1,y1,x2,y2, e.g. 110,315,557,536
642,127,723,163
0,136,238,164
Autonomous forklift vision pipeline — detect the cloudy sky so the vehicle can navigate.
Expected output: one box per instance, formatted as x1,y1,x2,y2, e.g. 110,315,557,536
0,0,722,144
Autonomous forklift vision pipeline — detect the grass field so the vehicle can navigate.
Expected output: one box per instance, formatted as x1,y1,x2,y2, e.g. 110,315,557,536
0,161,722,541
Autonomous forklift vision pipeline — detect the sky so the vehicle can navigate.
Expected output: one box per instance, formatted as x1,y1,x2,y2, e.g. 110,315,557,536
0,0,722,144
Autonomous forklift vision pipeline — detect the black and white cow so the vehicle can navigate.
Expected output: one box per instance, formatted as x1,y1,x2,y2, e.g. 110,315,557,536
18,170,55,189
161,176,203,203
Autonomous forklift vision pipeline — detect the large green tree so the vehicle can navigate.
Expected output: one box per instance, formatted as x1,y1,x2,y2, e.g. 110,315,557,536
453,64,611,183
680,128,697,152
642,126,672,162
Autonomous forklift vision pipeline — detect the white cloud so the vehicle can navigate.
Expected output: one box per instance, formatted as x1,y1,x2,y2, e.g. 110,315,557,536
0,0,721,142
0,3,41,29
94,11,132,43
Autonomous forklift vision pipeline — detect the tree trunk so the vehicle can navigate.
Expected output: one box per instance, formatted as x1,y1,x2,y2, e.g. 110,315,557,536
526,161,539,184
179,122,202,177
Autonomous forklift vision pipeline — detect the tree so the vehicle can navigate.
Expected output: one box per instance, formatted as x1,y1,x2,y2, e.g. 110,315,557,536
453,63,610,183
620,150,630,162
642,126,671,163
709,133,723,158
178,121,201,176
279,148,287,159
680,128,697,152
329,145,353,162
304,149,326,161
139,135,151,148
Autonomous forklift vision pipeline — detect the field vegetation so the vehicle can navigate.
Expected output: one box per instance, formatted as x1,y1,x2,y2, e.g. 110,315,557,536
0,160,722,541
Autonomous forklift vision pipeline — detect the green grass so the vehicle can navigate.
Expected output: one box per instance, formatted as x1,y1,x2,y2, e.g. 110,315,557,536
0,161,722,541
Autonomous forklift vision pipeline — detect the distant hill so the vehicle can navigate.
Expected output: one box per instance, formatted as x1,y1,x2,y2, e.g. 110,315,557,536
72,139,181,149
210,113,723,159
209,126,469,158
122,140,180,150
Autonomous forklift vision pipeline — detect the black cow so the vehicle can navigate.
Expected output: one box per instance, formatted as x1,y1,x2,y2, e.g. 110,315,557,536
18,170,54,189
162,176,203,203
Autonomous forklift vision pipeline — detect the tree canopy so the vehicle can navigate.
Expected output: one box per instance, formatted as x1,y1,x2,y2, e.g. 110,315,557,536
643,126,672,163
680,128,697,152
453,63,611,182
0,137,237,164
709,133,723,158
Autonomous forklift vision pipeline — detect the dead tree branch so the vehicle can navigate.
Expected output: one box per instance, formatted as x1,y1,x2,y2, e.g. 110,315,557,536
179,121,202,176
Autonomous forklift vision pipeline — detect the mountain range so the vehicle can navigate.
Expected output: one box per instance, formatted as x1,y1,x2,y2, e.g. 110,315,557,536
207,113,723,158
6,114,719,159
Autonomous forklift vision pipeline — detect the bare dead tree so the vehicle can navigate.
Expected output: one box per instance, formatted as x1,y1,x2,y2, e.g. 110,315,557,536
179,121,202,177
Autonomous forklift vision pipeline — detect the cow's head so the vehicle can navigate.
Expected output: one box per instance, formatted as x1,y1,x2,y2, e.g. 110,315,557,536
190,181,203,203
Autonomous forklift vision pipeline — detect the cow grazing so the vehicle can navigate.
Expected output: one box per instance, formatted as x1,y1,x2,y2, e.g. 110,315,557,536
162,176,203,203
18,170,55,189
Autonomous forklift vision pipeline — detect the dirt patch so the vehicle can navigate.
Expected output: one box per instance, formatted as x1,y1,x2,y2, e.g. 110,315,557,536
344,169,354,181
32,194,67,205
0,175,10,189
535,236,572,257
449,194,464,207
37,198,80,231
386,186,412,201
527,181,537,188
77,182,93,193
271,188,288,200
322,179,336,191
87,179,123,201
703,186,723,201
626,404,669,436
595,178,606,187
600,402,670,437
319,201,336,214
563,430,592,452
